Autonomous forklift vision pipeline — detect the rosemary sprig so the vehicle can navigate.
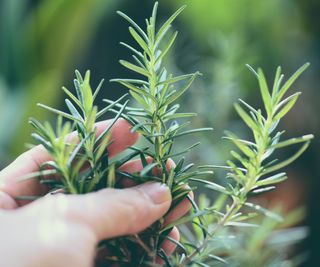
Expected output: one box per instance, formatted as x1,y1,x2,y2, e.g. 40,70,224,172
27,70,128,194
179,64,314,266
110,2,213,264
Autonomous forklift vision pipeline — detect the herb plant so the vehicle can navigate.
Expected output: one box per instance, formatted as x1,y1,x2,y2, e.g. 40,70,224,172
23,70,128,195
175,63,313,266
22,2,313,266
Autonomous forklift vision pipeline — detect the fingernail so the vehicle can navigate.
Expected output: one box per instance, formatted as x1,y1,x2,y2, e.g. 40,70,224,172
139,182,171,204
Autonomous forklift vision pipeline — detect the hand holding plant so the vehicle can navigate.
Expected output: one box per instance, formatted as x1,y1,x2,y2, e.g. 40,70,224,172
0,119,193,266
0,2,314,266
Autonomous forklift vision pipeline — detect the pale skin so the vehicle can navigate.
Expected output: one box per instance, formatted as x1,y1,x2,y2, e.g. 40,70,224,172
0,119,192,267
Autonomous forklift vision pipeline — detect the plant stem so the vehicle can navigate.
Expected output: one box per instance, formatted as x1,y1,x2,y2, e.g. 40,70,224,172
180,199,240,266
180,103,277,266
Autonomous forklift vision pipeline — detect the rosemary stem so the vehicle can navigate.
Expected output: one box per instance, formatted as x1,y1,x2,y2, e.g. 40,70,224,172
146,43,168,264
180,109,276,266
180,199,240,266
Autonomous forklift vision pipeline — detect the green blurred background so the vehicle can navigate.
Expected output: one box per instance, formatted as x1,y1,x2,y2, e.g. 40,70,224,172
0,0,319,265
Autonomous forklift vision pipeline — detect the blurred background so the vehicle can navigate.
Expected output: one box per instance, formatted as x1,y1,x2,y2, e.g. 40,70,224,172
0,0,319,266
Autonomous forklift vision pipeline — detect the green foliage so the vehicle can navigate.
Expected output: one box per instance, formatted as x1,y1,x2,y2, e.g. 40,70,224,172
106,3,214,264
22,2,313,266
184,199,307,267
173,64,313,266
25,70,129,195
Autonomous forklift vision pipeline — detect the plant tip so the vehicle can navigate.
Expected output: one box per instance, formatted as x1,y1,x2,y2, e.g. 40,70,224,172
303,134,314,140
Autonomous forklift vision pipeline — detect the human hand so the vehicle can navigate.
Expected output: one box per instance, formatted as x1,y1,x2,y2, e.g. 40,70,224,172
0,119,192,267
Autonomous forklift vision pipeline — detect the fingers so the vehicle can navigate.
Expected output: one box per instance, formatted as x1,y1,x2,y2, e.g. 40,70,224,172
120,158,176,173
37,183,172,240
0,119,139,206
157,227,180,264
120,157,193,225
164,190,193,225
119,158,176,187
96,119,139,158
120,157,192,261
162,226,180,255
0,144,50,203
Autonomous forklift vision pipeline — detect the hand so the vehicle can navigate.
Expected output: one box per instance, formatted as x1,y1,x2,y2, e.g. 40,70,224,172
0,119,192,267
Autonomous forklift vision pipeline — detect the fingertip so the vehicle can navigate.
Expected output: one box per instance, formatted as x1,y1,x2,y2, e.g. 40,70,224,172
0,191,18,210
164,189,193,225
157,226,180,264
188,189,194,201
138,182,171,206
166,158,176,169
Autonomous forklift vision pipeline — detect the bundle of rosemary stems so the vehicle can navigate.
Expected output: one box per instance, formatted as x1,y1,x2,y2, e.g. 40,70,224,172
24,2,313,266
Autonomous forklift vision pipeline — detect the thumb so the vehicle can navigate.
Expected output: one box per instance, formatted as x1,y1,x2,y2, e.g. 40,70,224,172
46,183,171,240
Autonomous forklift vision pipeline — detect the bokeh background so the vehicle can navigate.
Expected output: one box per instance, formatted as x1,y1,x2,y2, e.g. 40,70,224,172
0,0,319,265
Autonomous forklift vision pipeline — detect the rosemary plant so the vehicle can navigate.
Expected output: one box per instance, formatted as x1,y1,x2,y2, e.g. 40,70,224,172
175,64,314,266
21,2,313,267
107,2,213,265
24,70,128,195
105,2,313,266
